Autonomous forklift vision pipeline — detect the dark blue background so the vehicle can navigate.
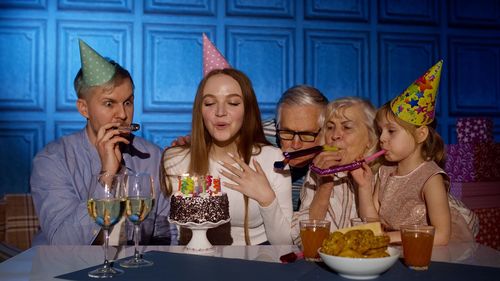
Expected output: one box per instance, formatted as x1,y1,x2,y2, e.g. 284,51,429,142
1,0,499,195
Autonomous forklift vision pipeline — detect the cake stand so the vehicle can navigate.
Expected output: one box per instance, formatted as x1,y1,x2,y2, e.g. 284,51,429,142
169,219,230,253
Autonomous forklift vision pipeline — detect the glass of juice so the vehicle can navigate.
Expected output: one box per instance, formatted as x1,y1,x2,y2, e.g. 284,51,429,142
299,219,330,261
400,225,435,270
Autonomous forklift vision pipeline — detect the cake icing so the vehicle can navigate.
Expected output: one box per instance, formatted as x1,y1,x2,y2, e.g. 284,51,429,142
169,175,230,224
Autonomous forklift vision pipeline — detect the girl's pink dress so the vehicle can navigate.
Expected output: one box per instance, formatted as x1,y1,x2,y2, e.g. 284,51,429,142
378,161,479,242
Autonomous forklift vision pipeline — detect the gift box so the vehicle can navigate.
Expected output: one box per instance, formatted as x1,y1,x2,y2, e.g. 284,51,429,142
474,207,500,251
456,117,493,144
446,143,500,182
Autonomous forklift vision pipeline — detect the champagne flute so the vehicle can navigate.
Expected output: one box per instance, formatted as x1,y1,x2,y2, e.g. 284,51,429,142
119,173,155,268
87,173,126,278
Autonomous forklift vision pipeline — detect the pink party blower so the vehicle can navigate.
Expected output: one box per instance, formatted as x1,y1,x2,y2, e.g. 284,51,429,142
310,150,386,175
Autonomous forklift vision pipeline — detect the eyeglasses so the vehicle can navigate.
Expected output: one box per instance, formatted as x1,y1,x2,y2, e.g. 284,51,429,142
277,129,320,142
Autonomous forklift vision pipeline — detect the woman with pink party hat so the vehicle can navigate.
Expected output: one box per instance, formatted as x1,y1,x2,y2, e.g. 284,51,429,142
161,34,292,246
351,61,479,245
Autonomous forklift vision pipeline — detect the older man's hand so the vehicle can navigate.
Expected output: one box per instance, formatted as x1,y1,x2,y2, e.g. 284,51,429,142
169,135,191,147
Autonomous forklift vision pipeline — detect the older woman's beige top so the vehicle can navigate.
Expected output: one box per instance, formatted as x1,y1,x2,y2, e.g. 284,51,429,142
291,171,358,246
378,161,479,242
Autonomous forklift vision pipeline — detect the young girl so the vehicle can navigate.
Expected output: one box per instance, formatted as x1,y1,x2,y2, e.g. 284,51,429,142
352,61,478,245
162,68,293,246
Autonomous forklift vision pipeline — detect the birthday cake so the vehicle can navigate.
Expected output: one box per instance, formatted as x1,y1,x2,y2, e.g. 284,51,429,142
169,175,230,224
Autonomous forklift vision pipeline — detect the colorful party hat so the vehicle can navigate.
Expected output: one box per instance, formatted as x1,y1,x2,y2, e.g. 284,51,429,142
390,60,443,126
78,39,116,86
202,33,230,77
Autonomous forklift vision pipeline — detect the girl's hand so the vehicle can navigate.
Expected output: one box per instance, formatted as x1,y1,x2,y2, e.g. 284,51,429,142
350,162,374,191
219,153,276,207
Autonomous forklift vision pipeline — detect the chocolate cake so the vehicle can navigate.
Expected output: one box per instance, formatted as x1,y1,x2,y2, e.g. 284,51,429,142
169,175,230,224
169,193,230,224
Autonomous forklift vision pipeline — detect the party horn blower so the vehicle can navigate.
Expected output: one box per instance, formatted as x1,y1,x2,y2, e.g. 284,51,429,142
274,145,339,169
280,251,304,264
310,150,386,175
283,145,338,159
115,123,140,132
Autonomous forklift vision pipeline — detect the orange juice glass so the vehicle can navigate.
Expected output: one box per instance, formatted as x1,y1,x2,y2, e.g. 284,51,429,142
401,225,435,270
299,219,330,261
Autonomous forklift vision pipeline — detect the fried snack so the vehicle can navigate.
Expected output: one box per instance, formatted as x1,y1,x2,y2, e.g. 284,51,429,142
364,246,388,256
370,235,390,249
366,251,389,258
346,230,371,255
338,248,364,258
320,229,390,258
321,232,346,256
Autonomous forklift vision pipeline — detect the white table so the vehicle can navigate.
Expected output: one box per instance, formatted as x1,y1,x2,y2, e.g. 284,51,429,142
0,242,499,281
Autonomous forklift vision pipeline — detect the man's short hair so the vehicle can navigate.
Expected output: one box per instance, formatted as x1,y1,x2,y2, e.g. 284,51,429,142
276,85,328,126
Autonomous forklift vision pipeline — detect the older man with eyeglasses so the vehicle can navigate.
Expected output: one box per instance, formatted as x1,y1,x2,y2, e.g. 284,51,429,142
263,85,328,211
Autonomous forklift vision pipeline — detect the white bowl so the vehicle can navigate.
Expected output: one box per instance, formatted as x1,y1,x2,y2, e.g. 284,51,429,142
318,246,400,280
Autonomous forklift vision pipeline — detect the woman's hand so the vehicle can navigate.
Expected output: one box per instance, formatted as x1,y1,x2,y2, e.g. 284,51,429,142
219,153,276,207
312,150,344,176
313,150,343,168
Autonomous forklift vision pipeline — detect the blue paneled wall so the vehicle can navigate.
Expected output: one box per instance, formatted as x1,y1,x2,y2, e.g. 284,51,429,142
1,0,499,195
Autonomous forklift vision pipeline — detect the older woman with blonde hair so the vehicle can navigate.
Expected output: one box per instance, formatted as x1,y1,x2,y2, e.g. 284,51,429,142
291,97,379,245
162,68,292,246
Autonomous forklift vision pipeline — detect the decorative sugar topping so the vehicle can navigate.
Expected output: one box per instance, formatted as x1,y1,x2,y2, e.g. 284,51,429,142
175,174,221,197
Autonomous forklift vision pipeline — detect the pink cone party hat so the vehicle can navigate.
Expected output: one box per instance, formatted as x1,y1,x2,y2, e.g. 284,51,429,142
78,39,116,86
202,33,230,77
390,60,443,126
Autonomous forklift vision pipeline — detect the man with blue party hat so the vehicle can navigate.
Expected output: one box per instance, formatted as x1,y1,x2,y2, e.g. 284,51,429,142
31,39,177,246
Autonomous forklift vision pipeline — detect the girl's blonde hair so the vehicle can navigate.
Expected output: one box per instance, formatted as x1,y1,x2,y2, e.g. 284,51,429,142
376,103,446,168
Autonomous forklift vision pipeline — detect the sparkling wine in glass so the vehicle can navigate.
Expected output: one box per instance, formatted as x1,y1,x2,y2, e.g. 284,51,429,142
119,173,155,268
87,173,126,278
